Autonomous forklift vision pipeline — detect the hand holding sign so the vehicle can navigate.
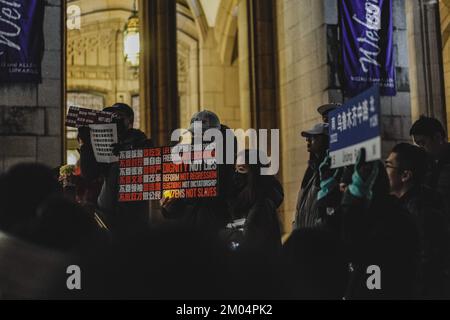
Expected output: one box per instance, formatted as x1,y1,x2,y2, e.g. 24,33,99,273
329,86,382,169
348,148,380,200
319,151,342,182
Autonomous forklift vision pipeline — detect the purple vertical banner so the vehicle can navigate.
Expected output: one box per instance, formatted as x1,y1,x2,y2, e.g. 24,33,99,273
340,0,396,97
0,0,45,83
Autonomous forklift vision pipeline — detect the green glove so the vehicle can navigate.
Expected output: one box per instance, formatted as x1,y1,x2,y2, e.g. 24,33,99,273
348,148,379,200
317,154,339,201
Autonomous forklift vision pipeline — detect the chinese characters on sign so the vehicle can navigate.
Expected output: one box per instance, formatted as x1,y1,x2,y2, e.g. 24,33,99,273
119,144,218,202
66,106,115,128
0,0,45,83
329,86,381,169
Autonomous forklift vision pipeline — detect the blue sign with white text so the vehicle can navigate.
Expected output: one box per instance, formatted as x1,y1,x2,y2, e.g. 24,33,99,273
329,86,381,168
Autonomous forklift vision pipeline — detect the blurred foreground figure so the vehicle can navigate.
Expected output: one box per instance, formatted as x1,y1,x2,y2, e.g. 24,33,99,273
282,228,347,299
0,163,61,238
0,231,70,299
315,149,420,299
385,143,449,298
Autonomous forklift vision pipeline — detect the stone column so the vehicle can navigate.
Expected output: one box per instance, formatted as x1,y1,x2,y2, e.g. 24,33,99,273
407,0,447,126
141,0,179,146
247,0,279,131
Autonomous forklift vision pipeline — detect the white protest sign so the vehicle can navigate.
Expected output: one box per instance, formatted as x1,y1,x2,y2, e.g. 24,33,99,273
89,123,119,163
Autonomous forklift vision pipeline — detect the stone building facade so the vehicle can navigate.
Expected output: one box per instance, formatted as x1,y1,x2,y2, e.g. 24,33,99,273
1,0,450,236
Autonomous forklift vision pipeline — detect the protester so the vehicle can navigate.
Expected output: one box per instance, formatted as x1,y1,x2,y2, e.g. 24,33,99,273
160,110,232,233
385,143,449,298
78,103,152,239
294,123,330,229
340,149,420,299
220,149,284,256
410,116,450,217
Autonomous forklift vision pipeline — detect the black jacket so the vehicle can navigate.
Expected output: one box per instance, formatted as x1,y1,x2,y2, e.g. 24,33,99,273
341,192,420,299
400,185,449,298
79,128,152,236
426,143,450,225
294,160,322,230
225,176,284,255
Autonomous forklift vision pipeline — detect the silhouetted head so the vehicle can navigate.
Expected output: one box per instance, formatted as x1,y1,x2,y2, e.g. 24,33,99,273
0,163,61,236
410,116,447,158
103,103,134,136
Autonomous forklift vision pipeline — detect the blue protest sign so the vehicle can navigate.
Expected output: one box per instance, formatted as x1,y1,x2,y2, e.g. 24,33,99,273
329,86,381,169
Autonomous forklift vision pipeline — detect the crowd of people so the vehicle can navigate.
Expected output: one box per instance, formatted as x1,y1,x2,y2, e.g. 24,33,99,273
0,102,449,300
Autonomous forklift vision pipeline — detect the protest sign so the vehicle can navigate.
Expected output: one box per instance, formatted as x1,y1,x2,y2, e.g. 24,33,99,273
65,106,114,128
118,144,218,202
329,86,381,169
89,123,119,164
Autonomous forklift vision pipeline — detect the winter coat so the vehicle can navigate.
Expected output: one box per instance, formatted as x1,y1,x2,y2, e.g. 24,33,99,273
341,192,420,299
223,175,284,255
294,160,322,229
400,185,449,298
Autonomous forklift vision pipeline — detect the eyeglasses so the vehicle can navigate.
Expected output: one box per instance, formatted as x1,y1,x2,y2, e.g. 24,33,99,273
384,161,399,170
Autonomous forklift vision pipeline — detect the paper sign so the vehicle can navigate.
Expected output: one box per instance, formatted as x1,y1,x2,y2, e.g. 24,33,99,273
118,144,218,202
89,123,119,164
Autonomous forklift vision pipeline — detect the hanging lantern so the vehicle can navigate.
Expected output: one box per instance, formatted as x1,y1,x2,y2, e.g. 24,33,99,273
124,1,140,67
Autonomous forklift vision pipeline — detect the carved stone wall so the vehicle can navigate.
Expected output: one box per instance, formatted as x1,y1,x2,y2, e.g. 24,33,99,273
0,1,63,172
66,1,139,125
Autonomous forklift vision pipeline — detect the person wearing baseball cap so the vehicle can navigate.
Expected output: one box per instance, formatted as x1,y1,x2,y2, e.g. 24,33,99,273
293,123,330,230
188,110,221,134
317,103,342,123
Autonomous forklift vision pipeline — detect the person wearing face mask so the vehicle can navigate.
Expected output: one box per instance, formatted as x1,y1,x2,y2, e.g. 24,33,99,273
220,149,284,256
78,103,153,240
160,111,234,234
